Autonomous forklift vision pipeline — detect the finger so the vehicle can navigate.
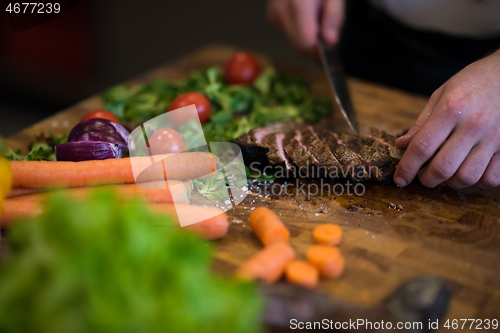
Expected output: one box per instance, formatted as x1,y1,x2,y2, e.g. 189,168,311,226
289,0,323,53
395,86,445,149
445,144,493,189
393,97,459,187
321,0,344,46
418,133,476,188
476,152,500,189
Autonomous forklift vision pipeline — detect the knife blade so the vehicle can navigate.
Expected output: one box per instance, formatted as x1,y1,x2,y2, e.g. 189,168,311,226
317,40,360,136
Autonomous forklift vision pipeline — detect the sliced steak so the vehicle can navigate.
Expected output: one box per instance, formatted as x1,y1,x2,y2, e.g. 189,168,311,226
319,130,368,182
369,128,397,145
284,130,322,177
341,133,398,183
368,128,404,161
262,133,294,174
233,123,402,183
300,127,342,178
232,128,270,168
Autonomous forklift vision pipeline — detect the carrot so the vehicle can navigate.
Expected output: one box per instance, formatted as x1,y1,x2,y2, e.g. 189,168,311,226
7,187,45,198
236,243,295,284
0,200,42,227
148,204,229,240
285,260,319,289
249,207,290,246
306,245,345,279
8,181,192,205
0,200,228,240
313,224,342,246
10,152,217,189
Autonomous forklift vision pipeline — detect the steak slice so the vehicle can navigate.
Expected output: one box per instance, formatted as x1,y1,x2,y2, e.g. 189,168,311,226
284,130,321,178
300,127,342,178
232,128,270,168
341,133,398,183
368,128,404,161
319,130,368,182
262,133,294,174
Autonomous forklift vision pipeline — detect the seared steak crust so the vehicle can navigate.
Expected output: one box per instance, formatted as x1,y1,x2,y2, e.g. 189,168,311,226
232,123,404,184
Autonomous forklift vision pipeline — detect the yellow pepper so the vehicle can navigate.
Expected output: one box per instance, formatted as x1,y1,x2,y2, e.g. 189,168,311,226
0,157,12,213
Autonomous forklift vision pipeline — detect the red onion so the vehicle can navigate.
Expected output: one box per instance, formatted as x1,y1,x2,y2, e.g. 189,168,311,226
55,141,122,162
68,119,129,150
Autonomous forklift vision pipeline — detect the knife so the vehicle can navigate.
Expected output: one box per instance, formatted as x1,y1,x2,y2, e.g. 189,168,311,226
317,39,360,136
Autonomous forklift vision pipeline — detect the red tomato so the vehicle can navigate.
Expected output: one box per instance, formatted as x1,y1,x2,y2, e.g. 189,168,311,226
147,128,186,154
81,110,120,124
167,92,211,125
224,52,261,85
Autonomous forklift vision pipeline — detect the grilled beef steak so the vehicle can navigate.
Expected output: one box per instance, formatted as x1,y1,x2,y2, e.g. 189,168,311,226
232,123,404,184
232,128,270,168
300,127,343,178
262,133,293,172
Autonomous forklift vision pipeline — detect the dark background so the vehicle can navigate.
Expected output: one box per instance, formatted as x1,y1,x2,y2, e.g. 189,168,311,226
0,0,313,137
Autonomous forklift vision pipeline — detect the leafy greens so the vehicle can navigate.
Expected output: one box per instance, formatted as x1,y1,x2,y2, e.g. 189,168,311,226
103,66,332,143
0,190,263,333
4,134,67,161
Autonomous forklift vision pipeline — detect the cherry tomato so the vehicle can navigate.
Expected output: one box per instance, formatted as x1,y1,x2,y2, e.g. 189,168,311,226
147,128,186,154
167,92,211,125
81,110,120,124
224,52,261,85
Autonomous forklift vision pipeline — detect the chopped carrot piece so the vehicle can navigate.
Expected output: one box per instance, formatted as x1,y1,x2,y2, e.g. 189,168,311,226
285,260,319,288
236,243,295,284
306,245,345,279
249,207,290,246
313,224,342,246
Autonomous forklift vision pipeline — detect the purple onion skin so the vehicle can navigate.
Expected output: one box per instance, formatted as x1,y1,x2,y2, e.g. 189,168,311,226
70,131,128,150
68,119,129,149
55,141,122,162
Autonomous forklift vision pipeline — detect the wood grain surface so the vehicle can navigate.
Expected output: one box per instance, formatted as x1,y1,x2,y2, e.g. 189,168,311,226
5,45,500,331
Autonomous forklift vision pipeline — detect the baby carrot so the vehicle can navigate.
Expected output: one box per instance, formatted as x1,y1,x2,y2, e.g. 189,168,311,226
249,207,290,246
10,152,217,189
306,245,345,279
8,181,192,205
148,204,229,240
313,224,342,246
236,243,295,284
285,260,319,289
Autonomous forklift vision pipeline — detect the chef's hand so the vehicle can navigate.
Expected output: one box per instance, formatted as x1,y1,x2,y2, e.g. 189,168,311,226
267,0,344,56
394,50,500,190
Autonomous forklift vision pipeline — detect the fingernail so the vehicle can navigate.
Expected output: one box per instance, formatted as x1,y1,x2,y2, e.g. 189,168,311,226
395,177,407,188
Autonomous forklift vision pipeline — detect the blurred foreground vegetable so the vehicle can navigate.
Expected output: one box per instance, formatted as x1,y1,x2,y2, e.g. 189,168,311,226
0,156,12,213
0,190,263,333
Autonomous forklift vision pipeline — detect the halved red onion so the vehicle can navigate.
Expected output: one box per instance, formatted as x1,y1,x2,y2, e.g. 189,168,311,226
55,141,122,161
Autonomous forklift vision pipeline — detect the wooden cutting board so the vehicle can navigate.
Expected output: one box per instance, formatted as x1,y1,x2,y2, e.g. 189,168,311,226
5,45,500,330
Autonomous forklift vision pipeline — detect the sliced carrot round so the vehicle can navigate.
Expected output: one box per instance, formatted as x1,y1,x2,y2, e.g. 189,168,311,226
306,245,345,279
285,260,319,289
313,224,342,246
